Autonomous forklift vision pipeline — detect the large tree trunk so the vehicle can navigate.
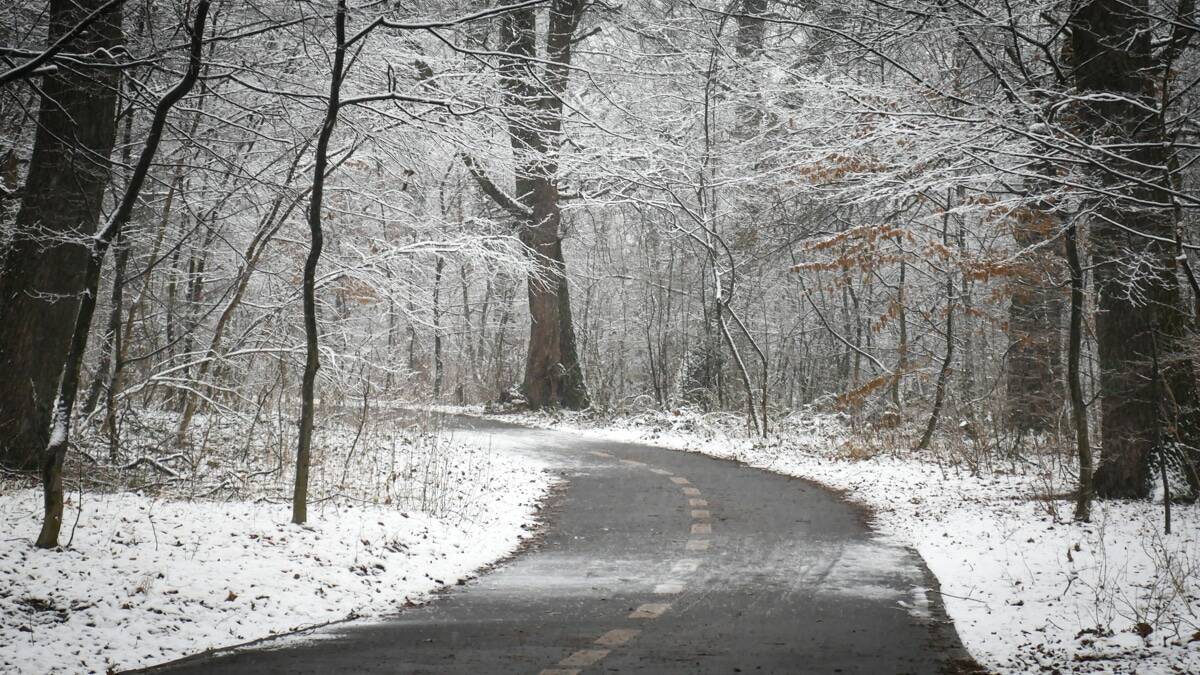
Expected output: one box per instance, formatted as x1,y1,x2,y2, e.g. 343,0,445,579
36,0,208,547
1069,0,1200,499
499,1,590,409
0,0,123,470
521,209,588,409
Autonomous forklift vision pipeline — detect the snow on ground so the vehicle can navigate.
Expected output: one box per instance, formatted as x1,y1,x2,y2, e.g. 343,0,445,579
0,430,552,674
475,407,1200,675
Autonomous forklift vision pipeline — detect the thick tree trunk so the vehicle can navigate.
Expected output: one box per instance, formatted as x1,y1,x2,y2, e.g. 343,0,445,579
520,189,589,408
1069,0,1200,498
497,1,590,410
0,0,122,470
36,0,208,547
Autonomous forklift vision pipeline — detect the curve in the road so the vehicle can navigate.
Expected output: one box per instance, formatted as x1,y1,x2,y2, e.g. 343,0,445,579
146,415,983,674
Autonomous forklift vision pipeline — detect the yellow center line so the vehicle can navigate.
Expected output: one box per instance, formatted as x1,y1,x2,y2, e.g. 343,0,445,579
629,602,671,619
557,649,610,668
594,628,641,647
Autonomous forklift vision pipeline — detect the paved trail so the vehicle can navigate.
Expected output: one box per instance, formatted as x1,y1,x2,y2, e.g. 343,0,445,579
152,416,979,674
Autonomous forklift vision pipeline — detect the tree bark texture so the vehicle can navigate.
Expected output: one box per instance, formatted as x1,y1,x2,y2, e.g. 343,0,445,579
293,0,346,525
1069,0,1200,498
499,1,590,410
37,0,208,547
0,0,123,470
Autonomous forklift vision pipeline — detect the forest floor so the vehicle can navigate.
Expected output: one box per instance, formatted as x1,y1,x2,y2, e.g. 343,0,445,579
0,413,553,674
463,406,1200,675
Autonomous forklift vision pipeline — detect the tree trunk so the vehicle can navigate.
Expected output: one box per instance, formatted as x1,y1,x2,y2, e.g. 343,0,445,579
433,255,444,399
1066,220,1093,521
36,0,209,547
497,1,590,410
293,0,346,525
1069,0,1200,499
0,0,123,470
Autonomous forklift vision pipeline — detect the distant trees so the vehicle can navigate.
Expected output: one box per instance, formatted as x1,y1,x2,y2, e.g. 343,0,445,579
2,0,1199,547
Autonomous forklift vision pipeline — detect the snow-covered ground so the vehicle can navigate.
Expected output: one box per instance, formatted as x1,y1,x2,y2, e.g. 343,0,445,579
0,426,552,674
474,407,1200,675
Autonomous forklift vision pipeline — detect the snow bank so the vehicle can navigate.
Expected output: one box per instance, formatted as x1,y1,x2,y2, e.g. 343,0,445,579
486,408,1200,674
0,437,551,674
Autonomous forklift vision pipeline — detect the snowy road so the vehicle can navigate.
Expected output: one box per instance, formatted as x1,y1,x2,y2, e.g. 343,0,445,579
146,415,980,674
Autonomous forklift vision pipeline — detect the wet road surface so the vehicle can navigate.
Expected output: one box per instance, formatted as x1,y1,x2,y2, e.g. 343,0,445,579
148,415,980,674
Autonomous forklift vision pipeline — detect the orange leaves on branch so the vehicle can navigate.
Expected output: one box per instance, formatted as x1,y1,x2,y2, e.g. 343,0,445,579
794,152,890,185
791,223,912,276
836,373,894,411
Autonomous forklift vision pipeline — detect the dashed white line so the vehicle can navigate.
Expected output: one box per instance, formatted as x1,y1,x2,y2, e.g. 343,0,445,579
669,476,690,485
671,558,703,573
691,522,712,535
686,539,711,552
681,487,701,496
690,509,710,519
688,498,708,507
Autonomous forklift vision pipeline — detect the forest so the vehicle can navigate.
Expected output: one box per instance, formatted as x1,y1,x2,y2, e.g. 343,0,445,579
1,1,1198,673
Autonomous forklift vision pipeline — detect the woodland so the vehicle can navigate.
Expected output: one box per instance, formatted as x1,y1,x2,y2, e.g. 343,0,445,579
0,0,1198,628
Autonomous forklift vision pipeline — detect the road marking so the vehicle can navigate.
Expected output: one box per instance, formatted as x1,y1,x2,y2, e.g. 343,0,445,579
540,670,580,675
588,451,613,459
558,649,610,667
672,558,702,573
681,487,701,496
650,468,673,475
686,538,711,551
690,509,710,519
688,498,708,507
620,458,646,467
654,581,685,595
595,628,641,647
691,522,712,535
669,476,690,485
629,602,671,619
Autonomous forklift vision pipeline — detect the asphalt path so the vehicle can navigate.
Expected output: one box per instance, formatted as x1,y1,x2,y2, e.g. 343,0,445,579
150,414,981,674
